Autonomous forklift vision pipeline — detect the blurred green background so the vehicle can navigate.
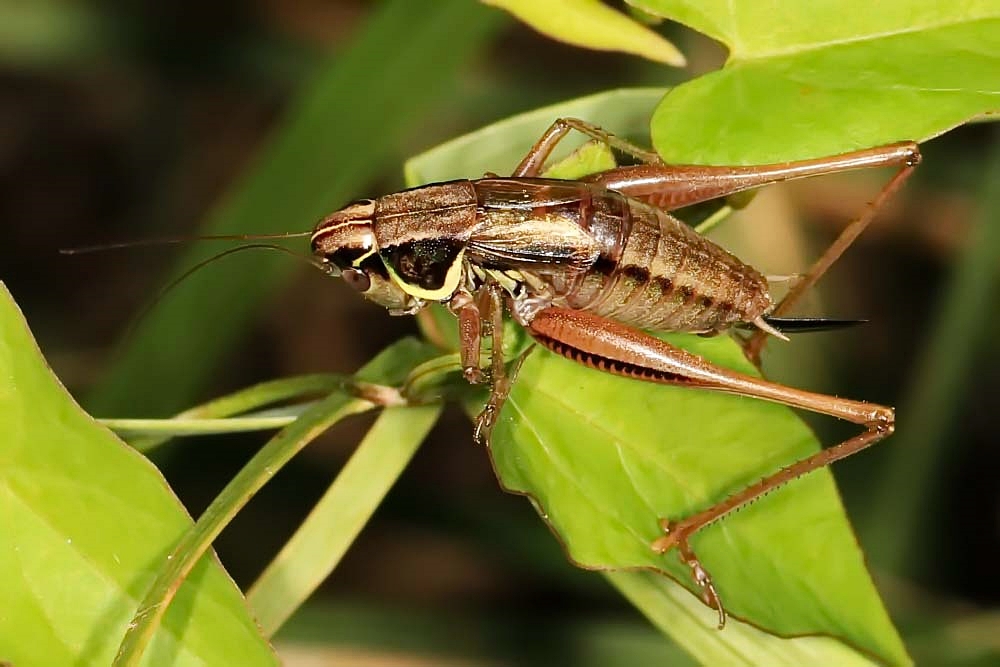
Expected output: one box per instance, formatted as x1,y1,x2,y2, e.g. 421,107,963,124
1,1,998,665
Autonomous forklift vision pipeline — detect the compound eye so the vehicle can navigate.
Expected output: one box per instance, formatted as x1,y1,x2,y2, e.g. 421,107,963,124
342,268,371,292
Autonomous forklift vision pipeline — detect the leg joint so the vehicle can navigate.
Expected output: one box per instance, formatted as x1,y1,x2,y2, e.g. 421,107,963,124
867,405,895,434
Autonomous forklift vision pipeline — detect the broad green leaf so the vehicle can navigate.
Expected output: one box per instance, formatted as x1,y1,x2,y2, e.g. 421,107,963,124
248,402,443,635
543,139,618,178
627,0,1000,162
405,88,667,185
497,337,898,662
482,0,685,65
405,90,908,665
115,338,438,666
88,0,503,417
0,282,276,667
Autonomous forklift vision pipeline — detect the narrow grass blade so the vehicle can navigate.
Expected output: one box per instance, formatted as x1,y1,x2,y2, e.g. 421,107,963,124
113,393,372,667
158,374,348,420
108,374,357,452
113,338,439,667
248,403,443,635
101,411,312,439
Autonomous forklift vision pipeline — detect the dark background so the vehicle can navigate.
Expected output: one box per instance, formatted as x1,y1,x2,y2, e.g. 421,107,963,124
2,1,997,664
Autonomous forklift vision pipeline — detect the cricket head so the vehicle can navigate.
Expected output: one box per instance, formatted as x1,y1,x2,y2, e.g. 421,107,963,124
311,199,418,313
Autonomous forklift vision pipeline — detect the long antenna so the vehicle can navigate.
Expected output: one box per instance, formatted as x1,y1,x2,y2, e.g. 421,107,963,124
113,243,334,337
59,230,313,255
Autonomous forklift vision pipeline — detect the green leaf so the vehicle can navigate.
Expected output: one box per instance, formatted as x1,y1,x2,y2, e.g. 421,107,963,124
0,282,276,667
248,402,443,635
101,410,312,438
496,336,901,662
628,0,1000,162
114,338,438,666
405,88,667,185
404,90,909,665
608,571,884,667
88,0,503,417
482,0,685,65
0,3,110,68
542,139,618,179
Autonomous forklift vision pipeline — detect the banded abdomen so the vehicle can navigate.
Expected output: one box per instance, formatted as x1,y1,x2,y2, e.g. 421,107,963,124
563,191,773,333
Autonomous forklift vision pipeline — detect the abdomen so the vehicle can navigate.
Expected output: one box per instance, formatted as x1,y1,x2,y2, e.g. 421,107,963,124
561,193,772,333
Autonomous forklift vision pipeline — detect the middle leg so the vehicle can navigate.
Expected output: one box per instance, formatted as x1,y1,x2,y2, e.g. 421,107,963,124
472,282,533,445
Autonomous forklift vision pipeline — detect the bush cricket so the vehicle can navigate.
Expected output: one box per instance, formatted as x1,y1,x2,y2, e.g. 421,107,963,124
64,117,919,627
309,118,921,627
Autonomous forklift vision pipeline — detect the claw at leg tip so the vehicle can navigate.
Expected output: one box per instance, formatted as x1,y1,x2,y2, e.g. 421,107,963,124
655,519,728,630
711,588,727,629
473,407,497,445
696,573,727,629
698,570,726,629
